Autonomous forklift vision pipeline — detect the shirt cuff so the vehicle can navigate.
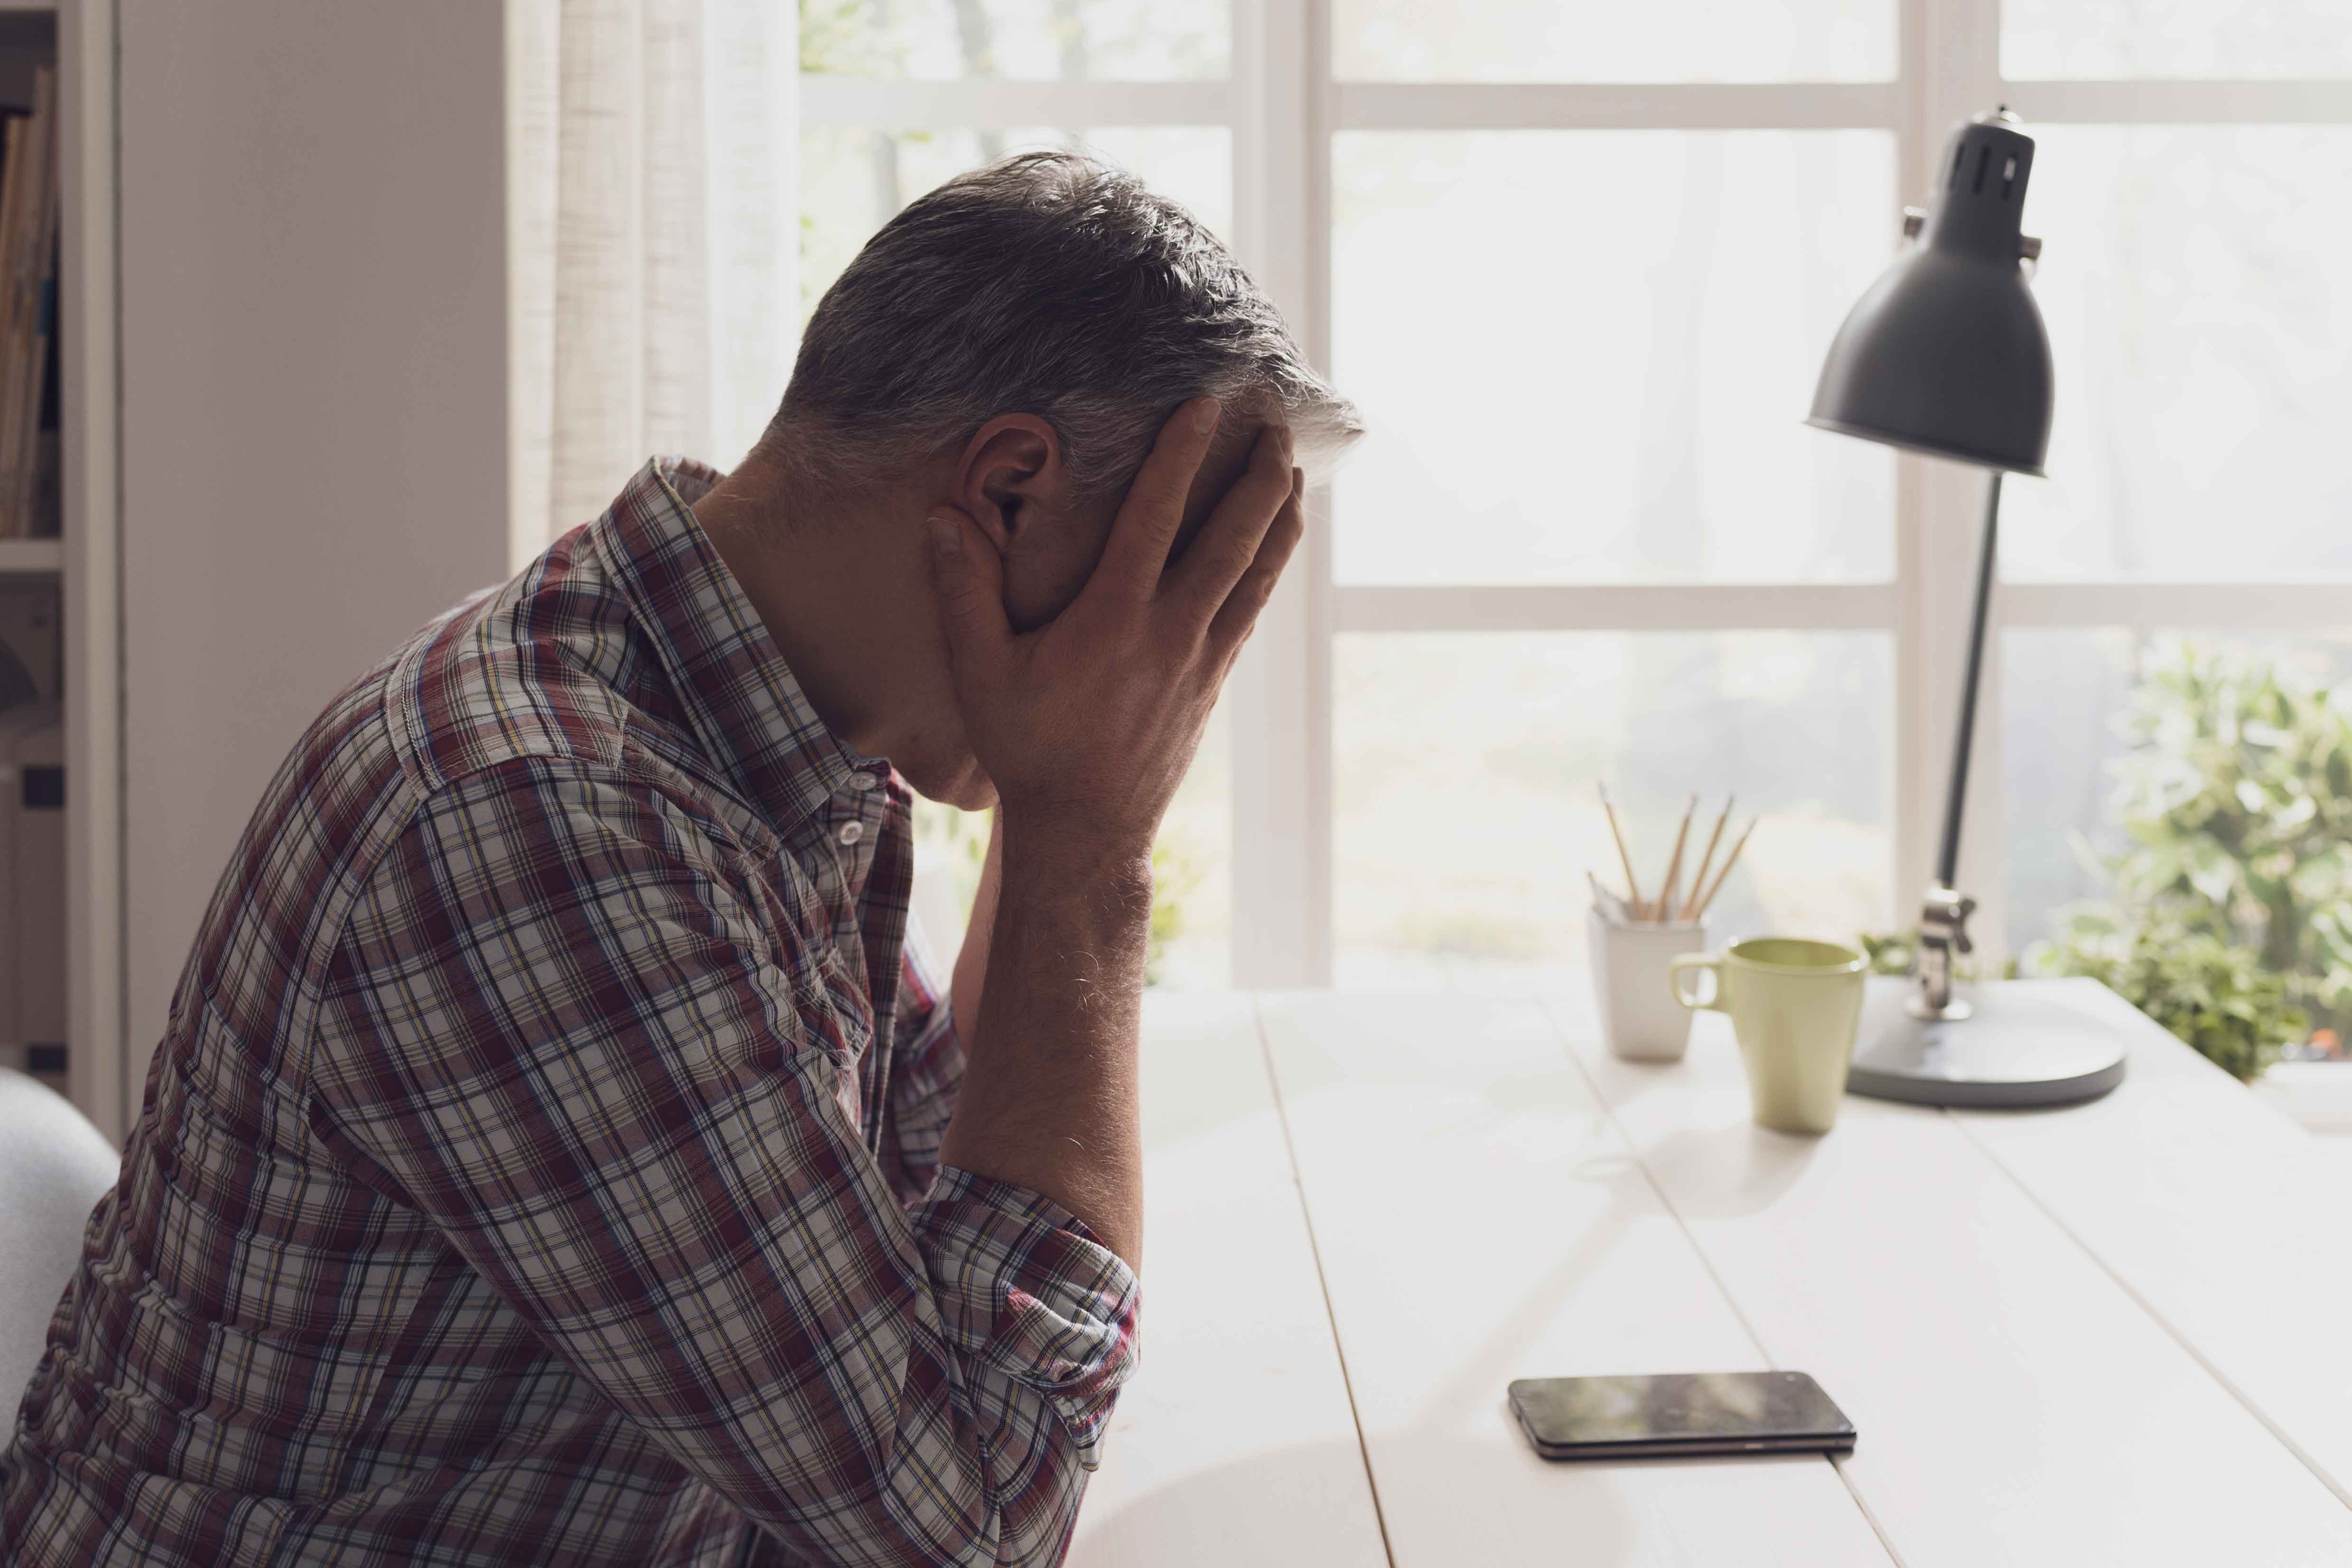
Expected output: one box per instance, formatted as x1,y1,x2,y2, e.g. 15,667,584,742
912,1165,1140,1469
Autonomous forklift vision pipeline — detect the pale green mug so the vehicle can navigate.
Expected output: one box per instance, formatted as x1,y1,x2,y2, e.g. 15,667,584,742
1669,938,1868,1135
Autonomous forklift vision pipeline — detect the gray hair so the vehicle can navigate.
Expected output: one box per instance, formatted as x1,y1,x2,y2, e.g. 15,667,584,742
773,149,1363,499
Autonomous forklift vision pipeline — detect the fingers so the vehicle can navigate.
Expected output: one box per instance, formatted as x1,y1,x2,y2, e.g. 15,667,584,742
1089,397,1224,604
1208,469,1306,654
1168,425,1296,630
926,507,1011,677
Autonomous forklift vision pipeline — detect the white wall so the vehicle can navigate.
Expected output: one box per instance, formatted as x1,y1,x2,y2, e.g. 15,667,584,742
120,2,509,1067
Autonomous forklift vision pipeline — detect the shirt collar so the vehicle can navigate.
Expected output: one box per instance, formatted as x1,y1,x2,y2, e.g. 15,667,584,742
591,457,877,838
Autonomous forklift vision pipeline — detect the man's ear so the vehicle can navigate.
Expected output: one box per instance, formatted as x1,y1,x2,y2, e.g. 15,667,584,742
953,414,1065,555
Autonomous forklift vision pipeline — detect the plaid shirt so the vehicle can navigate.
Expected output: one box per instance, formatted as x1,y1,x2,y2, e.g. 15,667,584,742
4,460,1139,1567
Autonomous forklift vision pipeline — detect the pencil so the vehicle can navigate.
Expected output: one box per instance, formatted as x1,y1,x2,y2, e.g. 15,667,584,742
1597,783,1647,919
1679,795,1735,920
1657,794,1697,921
1690,816,1758,921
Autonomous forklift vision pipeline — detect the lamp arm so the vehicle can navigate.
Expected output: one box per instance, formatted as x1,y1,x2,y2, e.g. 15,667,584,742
1910,470,2000,1020
1937,470,2001,887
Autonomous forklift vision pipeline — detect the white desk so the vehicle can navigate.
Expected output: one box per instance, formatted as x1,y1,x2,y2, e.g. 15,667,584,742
1066,993,1389,1567
1073,982,2352,1566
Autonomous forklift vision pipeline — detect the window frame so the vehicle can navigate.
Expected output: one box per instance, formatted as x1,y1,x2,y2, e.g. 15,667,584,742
799,1,2352,1067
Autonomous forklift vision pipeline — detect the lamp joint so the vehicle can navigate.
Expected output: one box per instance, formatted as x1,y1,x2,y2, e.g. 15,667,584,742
1906,884,1979,1022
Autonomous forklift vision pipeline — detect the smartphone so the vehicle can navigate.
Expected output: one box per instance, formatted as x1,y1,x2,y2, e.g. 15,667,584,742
1508,1371,1856,1461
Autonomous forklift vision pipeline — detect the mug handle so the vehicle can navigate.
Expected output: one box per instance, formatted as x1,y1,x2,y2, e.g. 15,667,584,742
1669,953,1726,1012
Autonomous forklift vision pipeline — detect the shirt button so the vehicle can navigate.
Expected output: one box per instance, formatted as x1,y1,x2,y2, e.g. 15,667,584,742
837,820,865,847
849,771,876,792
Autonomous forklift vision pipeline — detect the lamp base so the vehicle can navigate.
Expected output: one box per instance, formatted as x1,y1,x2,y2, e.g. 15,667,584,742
1847,978,2127,1109
1905,991,1974,1021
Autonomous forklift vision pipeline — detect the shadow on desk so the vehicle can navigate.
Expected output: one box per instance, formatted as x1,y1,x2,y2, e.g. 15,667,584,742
1635,1124,1822,1219
1072,1435,1675,1568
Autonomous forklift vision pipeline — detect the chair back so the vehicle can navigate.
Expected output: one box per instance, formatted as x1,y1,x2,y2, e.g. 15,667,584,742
0,1069,118,1405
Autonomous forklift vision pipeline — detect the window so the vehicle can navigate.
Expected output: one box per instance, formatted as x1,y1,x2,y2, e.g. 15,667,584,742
1332,631,1891,988
800,0,2352,1081
1330,129,1896,587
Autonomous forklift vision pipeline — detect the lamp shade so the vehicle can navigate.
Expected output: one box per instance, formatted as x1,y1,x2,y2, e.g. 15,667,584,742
1807,112,2054,475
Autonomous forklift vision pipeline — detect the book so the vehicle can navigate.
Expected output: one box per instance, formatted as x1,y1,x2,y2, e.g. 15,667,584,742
16,65,56,537
0,67,56,540
0,110,25,540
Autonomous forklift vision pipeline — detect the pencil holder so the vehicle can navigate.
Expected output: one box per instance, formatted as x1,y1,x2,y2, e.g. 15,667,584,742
1589,906,1709,1063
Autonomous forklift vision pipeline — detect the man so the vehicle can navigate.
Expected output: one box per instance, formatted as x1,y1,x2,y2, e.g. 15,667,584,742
3,152,1361,1566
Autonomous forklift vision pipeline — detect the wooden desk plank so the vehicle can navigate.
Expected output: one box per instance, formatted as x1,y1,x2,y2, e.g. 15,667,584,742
1068,992,1389,1568
1550,993,2352,1567
1259,992,1893,1568
1949,979,2352,1506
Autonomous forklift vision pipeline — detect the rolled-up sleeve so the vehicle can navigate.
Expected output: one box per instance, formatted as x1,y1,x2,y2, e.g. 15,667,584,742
307,756,1138,1567
915,1170,1136,1472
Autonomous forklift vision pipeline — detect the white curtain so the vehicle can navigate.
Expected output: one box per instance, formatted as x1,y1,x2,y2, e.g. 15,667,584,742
507,0,799,559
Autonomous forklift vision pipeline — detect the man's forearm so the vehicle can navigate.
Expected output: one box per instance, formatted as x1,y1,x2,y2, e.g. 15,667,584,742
935,813,1149,1268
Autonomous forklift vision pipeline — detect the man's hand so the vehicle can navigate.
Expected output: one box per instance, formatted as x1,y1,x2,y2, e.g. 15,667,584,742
924,401,1303,1268
926,400,1303,859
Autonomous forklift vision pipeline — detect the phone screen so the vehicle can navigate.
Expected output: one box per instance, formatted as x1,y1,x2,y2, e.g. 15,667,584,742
1509,1371,1854,1455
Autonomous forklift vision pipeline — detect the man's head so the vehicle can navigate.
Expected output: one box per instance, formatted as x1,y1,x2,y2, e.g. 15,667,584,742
764,150,1363,630
702,151,1360,808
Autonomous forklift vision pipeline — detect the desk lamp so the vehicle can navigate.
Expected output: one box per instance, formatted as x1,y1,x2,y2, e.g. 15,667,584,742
1807,109,2126,1107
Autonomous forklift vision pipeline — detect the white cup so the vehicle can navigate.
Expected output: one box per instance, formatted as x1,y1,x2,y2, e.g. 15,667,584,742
1588,906,1710,1063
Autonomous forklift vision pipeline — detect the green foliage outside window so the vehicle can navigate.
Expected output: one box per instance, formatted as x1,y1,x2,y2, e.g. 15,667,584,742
1146,837,1201,987
2016,638,2350,1081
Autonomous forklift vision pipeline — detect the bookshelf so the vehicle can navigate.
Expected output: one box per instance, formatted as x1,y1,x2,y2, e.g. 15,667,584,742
0,0,119,1140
